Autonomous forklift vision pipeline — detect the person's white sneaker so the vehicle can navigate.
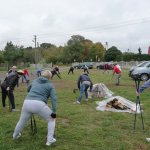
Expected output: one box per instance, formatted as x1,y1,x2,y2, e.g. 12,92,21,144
13,133,21,139
73,101,80,104
12,109,19,112
146,138,150,142
85,99,88,102
46,138,56,146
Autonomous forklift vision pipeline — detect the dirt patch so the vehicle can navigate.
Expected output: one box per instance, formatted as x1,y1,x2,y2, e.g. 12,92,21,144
57,117,71,126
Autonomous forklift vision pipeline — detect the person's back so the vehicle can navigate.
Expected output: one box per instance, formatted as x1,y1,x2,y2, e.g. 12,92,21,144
75,73,93,104
1,73,19,90
113,65,121,74
26,77,56,104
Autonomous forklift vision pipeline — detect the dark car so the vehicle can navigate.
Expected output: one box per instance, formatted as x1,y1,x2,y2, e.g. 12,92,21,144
73,62,93,69
73,64,83,69
81,64,93,69
96,63,113,70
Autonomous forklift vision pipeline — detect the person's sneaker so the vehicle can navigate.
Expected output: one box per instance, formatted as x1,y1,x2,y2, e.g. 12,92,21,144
46,138,56,146
12,109,19,112
73,101,80,104
13,133,21,139
85,99,88,102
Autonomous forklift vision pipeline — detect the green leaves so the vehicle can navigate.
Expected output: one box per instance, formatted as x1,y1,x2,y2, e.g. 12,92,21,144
104,46,122,61
3,41,24,64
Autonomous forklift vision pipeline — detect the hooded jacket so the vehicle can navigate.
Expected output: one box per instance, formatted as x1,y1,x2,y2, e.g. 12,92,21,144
77,73,93,90
26,77,56,113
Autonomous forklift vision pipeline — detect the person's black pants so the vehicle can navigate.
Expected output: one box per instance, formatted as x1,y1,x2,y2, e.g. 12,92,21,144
1,86,15,109
68,70,74,74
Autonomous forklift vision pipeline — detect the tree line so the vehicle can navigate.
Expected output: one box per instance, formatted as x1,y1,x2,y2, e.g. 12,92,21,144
0,34,150,66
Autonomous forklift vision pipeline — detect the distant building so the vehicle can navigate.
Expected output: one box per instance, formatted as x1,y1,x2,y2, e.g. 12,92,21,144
148,46,150,55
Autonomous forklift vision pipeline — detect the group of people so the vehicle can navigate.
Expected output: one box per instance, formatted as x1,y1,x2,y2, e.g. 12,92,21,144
2,63,150,146
36,66,61,79
0,66,57,146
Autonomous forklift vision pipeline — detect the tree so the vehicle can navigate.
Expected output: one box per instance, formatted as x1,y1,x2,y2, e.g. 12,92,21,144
3,41,23,66
23,47,35,63
104,46,122,61
81,39,93,61
63,35,84,63
0,51,4,63
67,35,85,45
89,42,105,62
40,43,56,49
122,52,135,61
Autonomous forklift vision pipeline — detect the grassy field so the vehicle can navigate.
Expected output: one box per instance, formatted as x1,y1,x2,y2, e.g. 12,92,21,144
0,68,150,150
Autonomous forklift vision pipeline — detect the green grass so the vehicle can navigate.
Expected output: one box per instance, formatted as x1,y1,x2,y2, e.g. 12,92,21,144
0,68,150,150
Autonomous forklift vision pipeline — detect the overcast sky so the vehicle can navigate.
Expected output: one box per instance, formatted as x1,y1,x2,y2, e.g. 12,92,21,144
0,0,150,53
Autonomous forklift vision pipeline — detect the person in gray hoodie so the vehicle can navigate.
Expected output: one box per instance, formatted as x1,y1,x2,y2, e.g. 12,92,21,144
13,70,57,146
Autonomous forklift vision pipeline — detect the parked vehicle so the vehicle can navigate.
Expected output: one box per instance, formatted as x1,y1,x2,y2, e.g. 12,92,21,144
128,61,150,77
73,64,83,69
73,62,93,69
96,63,113,70
130,62,150,81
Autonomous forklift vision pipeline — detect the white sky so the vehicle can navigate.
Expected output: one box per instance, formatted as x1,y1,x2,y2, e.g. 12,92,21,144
0,0,150,53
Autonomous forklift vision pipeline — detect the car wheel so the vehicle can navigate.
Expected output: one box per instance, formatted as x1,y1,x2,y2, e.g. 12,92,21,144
140,73,149,81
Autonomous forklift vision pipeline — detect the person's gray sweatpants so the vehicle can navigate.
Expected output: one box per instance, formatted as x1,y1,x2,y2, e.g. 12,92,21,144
115,73,121,85
13,100,55,142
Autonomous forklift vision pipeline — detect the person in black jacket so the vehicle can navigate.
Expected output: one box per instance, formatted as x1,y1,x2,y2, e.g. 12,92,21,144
68,66,74,74
74,73,93,104
54,66,60,74
51,66,61,79
1,70,23,111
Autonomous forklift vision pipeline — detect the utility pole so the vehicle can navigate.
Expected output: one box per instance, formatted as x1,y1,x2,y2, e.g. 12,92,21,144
34,35,37,48
33,35,37,68
105,42,108,50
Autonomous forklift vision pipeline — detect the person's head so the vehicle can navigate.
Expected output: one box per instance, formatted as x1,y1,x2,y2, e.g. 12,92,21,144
12,66,17,71
41,70,52,79
17,70,24,77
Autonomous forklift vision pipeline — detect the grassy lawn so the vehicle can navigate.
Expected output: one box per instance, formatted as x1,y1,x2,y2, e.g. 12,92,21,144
0,68,150,150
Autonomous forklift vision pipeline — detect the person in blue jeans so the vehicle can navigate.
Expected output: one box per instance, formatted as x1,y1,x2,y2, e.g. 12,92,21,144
74,73,93,104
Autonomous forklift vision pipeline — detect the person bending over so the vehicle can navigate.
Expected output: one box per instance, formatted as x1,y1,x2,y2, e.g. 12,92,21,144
74,73,93,104
13,70,57,146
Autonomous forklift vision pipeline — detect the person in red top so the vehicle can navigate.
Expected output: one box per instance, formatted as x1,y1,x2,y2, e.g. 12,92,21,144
112,64,122,86
22,68,29,83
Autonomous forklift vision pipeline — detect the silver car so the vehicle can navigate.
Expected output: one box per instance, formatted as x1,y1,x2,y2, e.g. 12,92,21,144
131,61,150,81
129,61,150,77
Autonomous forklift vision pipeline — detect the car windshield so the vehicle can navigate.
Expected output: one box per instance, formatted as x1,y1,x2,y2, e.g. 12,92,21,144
138,62,149,67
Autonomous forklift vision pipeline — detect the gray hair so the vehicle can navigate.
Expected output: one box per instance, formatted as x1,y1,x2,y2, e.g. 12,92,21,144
41,70,52,79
